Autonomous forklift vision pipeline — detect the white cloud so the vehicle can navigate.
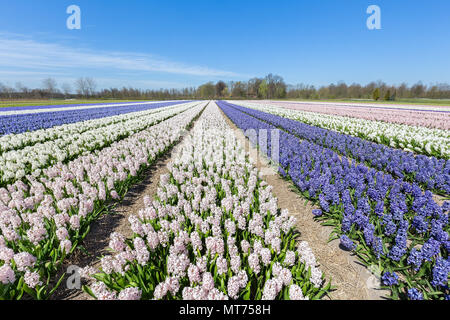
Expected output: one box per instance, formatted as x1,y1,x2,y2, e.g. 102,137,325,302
0,35,242,78
0,71,190,90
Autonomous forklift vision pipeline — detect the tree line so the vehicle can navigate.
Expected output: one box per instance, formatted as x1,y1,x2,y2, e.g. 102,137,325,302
1,75,450,101
0,77,97,100
286,81,450,100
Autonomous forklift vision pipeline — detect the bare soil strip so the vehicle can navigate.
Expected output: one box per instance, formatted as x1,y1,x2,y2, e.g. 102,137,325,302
219,107,390,300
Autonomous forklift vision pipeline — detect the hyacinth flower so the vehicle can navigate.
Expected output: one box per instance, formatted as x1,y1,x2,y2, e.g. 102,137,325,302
0,102,207,300
218,101,449,300
381,271,399,286
231,100,450,162
407,288,424,300
85,103,331,300
339,235,356,251
0,101,188,135
219,101,449,195
0,102,197,186
259,100,450,130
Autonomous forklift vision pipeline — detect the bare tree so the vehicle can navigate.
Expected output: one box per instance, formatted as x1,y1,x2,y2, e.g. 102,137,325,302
411,81,426,98
215,81,226,97
61,83,72,98
0,82,14,99
75,77,96,98
0,82,5,97
15,82,29,96
85,77,97,97
75,78,89,98
42,78,58,99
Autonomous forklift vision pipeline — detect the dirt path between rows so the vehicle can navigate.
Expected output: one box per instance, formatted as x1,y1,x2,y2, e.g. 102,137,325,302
219,106,390,300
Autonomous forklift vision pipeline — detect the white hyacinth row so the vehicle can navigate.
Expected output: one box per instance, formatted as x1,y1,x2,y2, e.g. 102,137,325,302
0,102,207,299
84,102,328,301
0,101,195,153
0,101,200,183
229,101,450,159
0,100,182,116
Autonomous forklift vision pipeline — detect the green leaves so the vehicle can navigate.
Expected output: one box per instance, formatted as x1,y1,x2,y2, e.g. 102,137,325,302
82,285,96,299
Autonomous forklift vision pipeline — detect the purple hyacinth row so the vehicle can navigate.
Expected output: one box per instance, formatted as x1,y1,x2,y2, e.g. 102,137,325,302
218,101,450,195
0,101,155,112
0,101,191,135
217,101,449,300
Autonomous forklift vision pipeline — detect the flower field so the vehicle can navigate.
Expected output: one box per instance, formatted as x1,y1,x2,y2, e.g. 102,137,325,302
218,100,449,300
0,100,205,299
266,100,450,129
223,101,450,195
0,99,448,301
0,102,197,184
82,102,330,300
231,101,450,159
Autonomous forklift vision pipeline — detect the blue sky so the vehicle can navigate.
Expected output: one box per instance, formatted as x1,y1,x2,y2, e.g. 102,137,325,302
0,0,449,90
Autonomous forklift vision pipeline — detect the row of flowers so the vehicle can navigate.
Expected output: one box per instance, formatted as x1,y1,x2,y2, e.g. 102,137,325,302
81,102,330,300
218,101,449,300
0,102,199,185
222,101,449,196
0,101,192,154
268,100,450,112
230,101,449,160
0,101,186,136
262,101,450,130
0,102,206,299
0,100,175,115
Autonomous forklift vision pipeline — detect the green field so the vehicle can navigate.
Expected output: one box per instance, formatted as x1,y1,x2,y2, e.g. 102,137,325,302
2,98,450,108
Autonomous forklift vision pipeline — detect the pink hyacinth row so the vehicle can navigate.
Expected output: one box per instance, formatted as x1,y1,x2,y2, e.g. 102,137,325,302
261,101,450,130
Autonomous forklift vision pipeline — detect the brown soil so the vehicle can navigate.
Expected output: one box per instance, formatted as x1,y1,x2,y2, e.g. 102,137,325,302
219,105,390,300
433,194,448,206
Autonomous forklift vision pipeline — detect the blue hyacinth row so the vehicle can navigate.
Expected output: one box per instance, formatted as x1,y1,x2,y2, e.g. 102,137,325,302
0,101,191,135
219,101,449,196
